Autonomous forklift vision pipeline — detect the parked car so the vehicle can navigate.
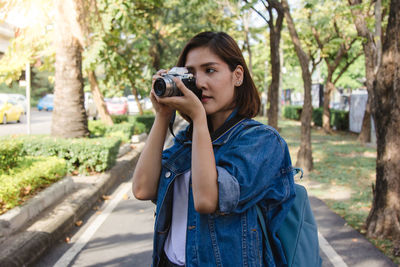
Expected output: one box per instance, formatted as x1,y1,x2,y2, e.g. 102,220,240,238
8,94,27,114
37,94,54,111
105,97,128,115
127,95,153,114
0,98,24,124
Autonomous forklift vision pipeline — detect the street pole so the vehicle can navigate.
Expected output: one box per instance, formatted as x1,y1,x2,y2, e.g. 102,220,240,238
25,62,31,135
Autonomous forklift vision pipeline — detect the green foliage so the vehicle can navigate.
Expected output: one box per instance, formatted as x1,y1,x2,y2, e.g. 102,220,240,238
133,122,146,135
0,156,67,213
0,1,55,85
88,114,154,142
111,115,130,124
90,0,236,99
87,120,107,137
89,119,134,143
0,139,24,173
134,114,155,133
106,123,135,143
0,82,25,95
282,106,303,120
284,105,349,131
17,136,121,174
312,108,323,127
331,109,349,131
335,56,365,90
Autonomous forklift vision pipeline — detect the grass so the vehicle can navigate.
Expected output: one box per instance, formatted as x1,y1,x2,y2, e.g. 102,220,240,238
256,117,399,265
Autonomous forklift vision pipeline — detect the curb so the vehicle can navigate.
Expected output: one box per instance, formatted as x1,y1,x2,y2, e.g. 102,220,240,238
0,176,75,240
0,138,146,266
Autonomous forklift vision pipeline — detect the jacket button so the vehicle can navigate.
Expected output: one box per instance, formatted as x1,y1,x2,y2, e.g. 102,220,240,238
165,171,171,178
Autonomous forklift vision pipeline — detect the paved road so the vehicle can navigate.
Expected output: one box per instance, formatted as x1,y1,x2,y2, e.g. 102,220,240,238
0,109,52,136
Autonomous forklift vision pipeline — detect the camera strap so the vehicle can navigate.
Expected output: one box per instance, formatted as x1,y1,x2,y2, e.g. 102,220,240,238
169,111,177,138
210,113,244,142
168,110,244,143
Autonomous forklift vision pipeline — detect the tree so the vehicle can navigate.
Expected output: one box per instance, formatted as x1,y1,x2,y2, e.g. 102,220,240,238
308,1,362,133
80,0,113,126
281,0,313,171
51,0,88,138
349,0,385,143
245,0,284,130
364,0,400,245
0,0,54,85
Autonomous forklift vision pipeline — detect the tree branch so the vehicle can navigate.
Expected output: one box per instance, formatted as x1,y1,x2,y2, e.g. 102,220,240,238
243,0,270,24
333,51,363,84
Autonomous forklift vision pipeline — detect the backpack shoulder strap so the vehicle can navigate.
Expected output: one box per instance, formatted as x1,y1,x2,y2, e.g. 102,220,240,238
255,204,273,253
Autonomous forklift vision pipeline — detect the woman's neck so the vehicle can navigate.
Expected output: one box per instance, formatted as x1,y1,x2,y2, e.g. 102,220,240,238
209,109,235,132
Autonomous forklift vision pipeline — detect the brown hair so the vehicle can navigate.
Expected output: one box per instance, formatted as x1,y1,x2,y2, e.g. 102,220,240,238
176,31,260,118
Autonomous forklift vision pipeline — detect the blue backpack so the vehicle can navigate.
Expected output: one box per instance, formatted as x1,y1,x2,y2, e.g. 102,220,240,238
256,171,322,266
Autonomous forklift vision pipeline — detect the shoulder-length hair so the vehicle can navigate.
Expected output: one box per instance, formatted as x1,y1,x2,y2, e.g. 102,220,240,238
176,31,260,118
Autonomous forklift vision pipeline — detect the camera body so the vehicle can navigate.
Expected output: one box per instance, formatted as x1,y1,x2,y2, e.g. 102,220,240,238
154,67,202,99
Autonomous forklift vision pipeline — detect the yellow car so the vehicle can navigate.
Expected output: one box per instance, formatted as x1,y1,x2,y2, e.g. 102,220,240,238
0,98,24,124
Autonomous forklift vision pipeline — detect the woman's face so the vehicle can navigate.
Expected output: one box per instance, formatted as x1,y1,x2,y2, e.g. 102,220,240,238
185,46,243,125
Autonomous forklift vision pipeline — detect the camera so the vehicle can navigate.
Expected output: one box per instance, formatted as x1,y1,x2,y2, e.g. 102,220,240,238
153,67,202,99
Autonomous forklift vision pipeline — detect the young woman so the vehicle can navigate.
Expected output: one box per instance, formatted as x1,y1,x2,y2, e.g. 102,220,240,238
132,31,295,267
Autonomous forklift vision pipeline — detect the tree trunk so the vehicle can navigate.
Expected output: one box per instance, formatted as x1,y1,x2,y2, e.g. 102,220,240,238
52,0,88,138
366,0,400,241
267,39,280,130
267,4,283,131
243,12,253,76
281,0,313,171
357,92,371,143
128,79,144,115
349,0,377,143
323,81,334,133
88,71,113,126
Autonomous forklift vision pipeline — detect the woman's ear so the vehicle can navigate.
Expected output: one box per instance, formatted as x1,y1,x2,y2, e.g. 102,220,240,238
233,65,244,86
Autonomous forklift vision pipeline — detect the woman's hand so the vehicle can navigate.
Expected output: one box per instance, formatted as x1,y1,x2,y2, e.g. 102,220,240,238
155,77,205,122
150,70,174,119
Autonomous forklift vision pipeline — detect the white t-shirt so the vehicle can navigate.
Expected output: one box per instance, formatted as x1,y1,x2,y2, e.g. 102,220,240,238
164,171,191,265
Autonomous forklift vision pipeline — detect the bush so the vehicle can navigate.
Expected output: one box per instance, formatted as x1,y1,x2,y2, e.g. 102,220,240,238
331,109,349,131
312,108,323,127
88,121,107,137
282,106,302,120
19,135,121,174
107,122,135,143
133,122,146,135
89,120,135,143
0,156,67,213
134,114,155,133
111,115,129,124
284,105,349,131
0,139,24,173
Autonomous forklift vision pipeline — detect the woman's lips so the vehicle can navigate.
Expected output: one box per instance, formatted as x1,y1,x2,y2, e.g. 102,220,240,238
201,96,212,103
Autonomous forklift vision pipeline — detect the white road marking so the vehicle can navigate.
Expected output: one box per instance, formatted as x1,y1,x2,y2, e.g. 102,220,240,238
54,182,132,267
319,232,348,267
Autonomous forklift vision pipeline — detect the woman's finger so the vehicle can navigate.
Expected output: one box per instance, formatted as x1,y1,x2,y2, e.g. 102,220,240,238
173,77,192,96
152,69,168,88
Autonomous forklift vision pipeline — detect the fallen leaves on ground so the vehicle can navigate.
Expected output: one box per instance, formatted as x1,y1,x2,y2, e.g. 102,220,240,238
102,195,112,200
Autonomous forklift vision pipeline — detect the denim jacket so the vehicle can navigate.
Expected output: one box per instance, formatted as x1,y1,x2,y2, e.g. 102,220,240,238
152,112,296,267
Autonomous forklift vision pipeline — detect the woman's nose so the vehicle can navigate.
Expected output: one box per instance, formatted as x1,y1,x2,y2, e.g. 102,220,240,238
195,74,206,90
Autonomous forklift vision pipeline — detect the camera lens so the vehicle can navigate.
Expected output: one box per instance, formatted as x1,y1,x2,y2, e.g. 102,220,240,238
154,78,166,96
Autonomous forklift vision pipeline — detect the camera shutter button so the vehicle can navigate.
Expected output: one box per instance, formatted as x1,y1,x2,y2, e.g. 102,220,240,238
165,171,171,178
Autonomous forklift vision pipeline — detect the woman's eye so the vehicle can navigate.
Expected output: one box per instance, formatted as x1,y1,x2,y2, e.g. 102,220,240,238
206,68,216,73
